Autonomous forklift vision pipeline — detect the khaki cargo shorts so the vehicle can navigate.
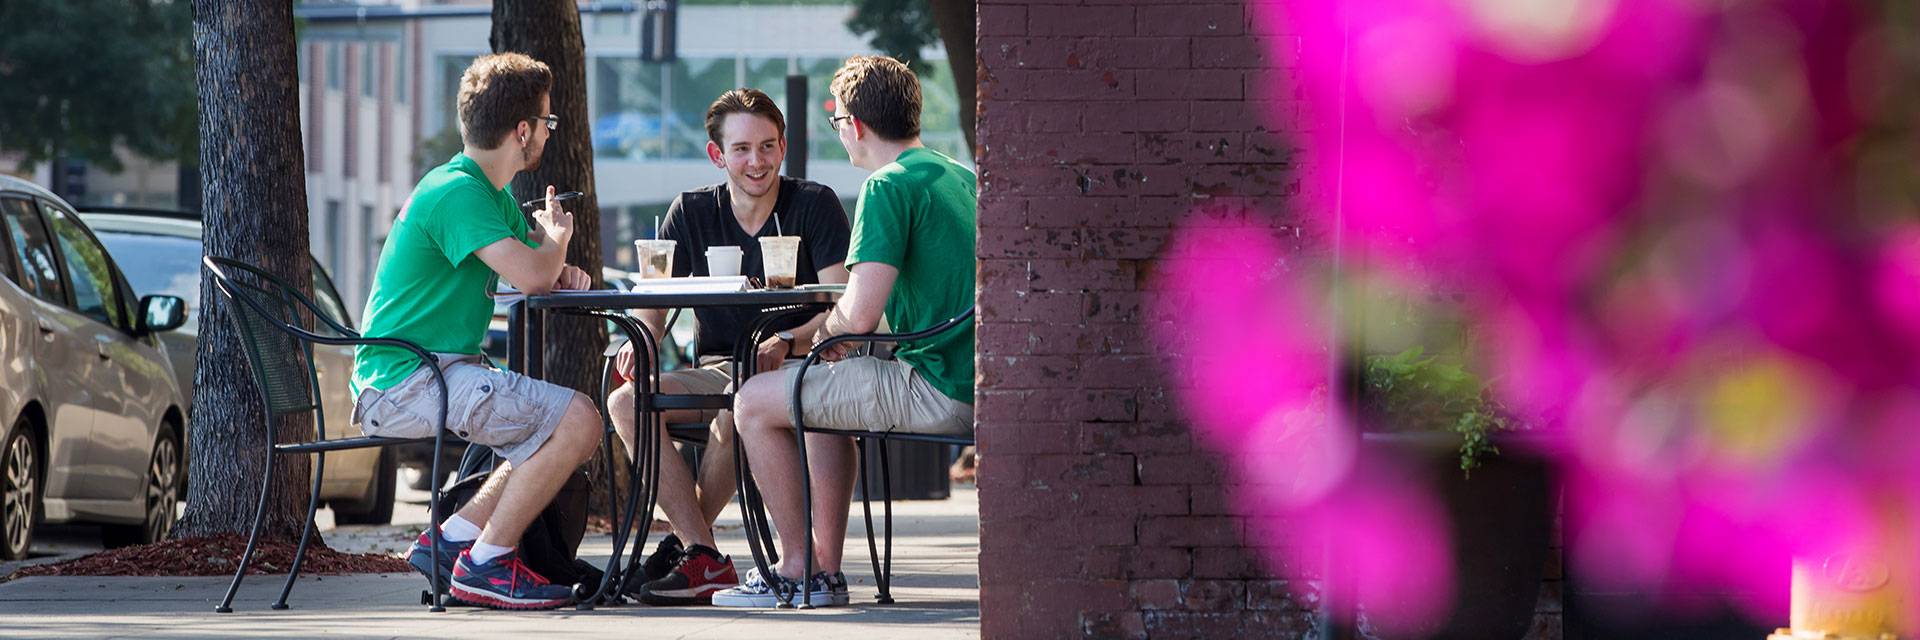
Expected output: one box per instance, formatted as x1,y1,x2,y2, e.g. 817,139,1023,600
351,353,576,466
790,356,972,436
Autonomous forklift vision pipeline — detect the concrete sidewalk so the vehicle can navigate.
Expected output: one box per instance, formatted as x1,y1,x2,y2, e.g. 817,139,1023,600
0,487,981,639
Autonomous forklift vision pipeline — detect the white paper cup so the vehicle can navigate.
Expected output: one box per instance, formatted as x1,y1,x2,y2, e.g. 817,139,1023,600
633,239,676,279
758,236,801,289
706,245,744,277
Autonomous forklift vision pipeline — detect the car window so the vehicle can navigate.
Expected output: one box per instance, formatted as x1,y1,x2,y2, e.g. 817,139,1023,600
0,201,18,285
41,201,126,328
310,259,354,333
91,230,203,335
1,197,67,304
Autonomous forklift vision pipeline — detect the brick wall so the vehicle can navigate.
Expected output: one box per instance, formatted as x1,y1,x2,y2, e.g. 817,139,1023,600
974,1,1316,638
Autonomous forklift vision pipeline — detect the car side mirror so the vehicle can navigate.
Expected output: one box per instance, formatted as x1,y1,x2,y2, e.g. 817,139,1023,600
138,295,188,335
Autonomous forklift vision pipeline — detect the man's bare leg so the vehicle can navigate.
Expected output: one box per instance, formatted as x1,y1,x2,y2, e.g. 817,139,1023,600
734,373,858,577
696,409,739,524
608,382,717,548
475,393,602,547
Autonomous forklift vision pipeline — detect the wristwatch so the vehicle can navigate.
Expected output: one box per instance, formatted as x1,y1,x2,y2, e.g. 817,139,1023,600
774,330,796,356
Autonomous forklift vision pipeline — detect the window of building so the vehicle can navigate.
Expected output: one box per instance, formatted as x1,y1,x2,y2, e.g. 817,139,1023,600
327,42,342,91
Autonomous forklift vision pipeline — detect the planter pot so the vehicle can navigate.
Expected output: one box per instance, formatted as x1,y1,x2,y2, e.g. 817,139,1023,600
1356,431,1554,640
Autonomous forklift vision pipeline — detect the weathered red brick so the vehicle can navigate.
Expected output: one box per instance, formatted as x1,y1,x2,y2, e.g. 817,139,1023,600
1139,516,1244,547
993,68,1136,101
979,226,1084,260
1024,453,1139,488
1028,259,1138,292
1194,35,1296,68
1031,6,1136,37
1083,101,1193,134
1139,4,1245,37
1081,610,1148,640
1136,452,1232,485
1139,132,1246,164
978,5,1026,35
1087,546,1193,579
1079,421,1196,454
1194,546,1271,579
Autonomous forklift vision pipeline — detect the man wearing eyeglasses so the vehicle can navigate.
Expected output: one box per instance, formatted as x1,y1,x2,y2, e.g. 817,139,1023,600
604,88,852,606
716,55,977,608
351,52,597,610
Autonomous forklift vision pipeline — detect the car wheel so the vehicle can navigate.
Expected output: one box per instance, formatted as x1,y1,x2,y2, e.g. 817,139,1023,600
2,420,39,561
102,428,180,548
332,447,396,526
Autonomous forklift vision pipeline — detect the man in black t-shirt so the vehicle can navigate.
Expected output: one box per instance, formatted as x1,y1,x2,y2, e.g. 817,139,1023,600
606,88,850,606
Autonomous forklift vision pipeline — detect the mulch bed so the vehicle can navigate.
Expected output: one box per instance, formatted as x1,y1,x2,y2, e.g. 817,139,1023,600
1,534,412,583
585,515,673,535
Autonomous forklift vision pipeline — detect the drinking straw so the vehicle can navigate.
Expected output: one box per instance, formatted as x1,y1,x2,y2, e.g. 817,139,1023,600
774,213,783,236
654,215,661,240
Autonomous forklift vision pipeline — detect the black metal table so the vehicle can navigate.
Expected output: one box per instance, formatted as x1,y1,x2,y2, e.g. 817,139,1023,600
506,288,837,609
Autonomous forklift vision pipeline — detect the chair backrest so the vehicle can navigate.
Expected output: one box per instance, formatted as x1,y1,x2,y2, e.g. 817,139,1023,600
204,256,323,417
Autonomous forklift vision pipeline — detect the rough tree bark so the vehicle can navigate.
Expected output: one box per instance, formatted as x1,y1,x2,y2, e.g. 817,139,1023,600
928,0,976,156
489,0,620,509
174,0,314,540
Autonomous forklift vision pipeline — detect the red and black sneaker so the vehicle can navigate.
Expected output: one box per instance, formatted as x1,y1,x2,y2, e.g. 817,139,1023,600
637,544,739,605
448,549,576,610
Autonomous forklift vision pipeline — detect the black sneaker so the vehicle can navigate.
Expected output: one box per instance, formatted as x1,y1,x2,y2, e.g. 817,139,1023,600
640,533,685,583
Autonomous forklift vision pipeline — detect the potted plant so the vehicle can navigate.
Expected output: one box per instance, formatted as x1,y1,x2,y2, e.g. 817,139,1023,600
1349,346,1554,640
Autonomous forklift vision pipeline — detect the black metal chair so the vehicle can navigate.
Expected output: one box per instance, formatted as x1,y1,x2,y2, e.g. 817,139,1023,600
743,306,977,608
202,256,453,613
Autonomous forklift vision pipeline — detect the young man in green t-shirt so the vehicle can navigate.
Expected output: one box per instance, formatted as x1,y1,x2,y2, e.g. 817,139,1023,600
714,55,977,608
351,53,600,610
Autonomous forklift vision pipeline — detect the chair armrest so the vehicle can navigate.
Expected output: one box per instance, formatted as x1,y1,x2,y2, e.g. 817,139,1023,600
789,306,975,429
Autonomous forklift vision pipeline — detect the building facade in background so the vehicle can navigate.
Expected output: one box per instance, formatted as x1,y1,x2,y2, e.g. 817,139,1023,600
8,0,965,321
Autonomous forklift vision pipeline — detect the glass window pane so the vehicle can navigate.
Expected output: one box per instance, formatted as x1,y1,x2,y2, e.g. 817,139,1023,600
1,197,64,303
41,202,122,328
362,43,376,98
328,43,342,91
91,230,202,335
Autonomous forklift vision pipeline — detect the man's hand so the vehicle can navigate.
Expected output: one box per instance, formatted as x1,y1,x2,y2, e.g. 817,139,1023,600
754,335,789,373
812,325,858,362
533,185,575,245
615,341,637,378
555,264,590,290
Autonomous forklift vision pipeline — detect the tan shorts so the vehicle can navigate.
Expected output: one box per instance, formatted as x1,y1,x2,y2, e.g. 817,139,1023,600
791,356,973,436
351,354,576,466
658,358,736,424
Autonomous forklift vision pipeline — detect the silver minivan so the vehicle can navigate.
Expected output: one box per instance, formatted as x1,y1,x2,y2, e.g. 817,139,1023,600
0,176,191,559
79,209,395,528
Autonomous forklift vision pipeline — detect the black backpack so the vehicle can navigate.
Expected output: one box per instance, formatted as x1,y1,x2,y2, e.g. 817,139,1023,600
432,446,604,589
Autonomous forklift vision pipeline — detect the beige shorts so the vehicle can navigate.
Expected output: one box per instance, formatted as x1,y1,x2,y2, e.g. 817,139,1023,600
791,356,973,436
352,353,576,466
658,358,736,424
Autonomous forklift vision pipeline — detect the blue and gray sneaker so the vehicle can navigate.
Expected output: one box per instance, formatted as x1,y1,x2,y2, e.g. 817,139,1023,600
448,550,576,610
710,567,838,608
406,530,473,594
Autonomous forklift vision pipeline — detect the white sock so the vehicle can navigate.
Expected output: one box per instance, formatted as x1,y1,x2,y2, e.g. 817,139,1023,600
469,541,513,565
439,515,481,543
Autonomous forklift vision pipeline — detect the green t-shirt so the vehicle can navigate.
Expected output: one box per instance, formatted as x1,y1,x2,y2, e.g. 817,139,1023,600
846,147,977,404
352,153,534,393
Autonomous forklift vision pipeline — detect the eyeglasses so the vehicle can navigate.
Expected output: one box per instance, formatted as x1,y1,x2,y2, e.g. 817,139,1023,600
531,114,560,131
829,115,853,131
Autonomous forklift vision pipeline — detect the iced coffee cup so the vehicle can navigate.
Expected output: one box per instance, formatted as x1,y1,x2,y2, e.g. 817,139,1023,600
706,245,743,277
758,236,801,289
634,239,677,279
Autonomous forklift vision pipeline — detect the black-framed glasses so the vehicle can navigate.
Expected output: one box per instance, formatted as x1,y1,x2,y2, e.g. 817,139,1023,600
829,115,853,131
531,114,560,131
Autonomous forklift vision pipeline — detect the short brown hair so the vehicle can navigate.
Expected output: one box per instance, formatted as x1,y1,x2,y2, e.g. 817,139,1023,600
830,55,920,141
457,53,553,149
705,88,786,146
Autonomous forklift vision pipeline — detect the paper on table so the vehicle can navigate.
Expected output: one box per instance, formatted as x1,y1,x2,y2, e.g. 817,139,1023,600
489,287,600,305
623,275,750,294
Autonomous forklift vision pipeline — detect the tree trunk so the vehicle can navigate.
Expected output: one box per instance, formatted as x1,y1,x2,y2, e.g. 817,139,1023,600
174,0,315,540
928,0,976,157
490,0,621,512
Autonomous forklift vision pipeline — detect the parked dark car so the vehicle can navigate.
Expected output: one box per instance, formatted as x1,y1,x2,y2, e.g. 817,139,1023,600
0,177,191,559
78,208,396,525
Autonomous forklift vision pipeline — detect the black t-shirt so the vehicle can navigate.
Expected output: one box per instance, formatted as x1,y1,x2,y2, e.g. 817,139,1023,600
660,177,850,357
